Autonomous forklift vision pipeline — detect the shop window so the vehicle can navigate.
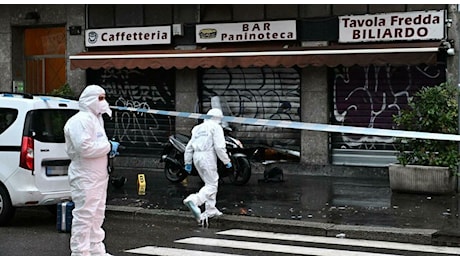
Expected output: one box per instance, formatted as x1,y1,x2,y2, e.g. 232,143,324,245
115,5,143,27
88,5,115,28
201,5,232,22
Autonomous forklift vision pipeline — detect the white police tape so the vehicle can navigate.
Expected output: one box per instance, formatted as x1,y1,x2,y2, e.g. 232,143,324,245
110,105,460,142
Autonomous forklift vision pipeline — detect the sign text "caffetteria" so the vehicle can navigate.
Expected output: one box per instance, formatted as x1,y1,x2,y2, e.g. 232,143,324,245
85,26,171,47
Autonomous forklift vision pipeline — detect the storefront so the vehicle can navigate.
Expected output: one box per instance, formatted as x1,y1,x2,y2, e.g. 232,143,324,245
69,8,450,168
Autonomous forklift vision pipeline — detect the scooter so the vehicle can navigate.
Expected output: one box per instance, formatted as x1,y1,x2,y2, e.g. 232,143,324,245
160,127,252,185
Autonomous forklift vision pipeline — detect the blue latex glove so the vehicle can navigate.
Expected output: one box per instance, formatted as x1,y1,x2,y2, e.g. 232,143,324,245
185,164,192,174
109,141,120,157
225,162,232,169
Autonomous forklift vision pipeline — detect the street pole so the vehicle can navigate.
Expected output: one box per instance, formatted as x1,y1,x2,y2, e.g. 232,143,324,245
455,5,460,192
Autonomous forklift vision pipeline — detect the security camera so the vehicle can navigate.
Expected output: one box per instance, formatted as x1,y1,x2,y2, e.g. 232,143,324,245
447,48,455,56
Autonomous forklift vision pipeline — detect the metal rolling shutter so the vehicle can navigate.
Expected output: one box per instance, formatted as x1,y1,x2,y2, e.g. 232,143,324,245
201,67,301,152
331,64,447,167
87,68,175,157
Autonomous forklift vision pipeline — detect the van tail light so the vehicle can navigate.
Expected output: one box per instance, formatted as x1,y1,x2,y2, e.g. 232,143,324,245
20,136,34,170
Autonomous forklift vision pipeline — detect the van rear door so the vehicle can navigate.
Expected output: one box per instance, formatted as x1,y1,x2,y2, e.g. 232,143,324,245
23,108,78,192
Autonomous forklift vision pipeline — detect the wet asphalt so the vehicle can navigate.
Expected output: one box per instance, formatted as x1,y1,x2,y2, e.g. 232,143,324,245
106,164,460,245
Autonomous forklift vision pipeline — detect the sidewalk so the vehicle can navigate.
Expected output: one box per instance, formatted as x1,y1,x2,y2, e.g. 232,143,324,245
105,164,460,246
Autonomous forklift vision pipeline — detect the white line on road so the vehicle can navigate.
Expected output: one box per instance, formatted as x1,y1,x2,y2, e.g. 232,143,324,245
217,229,460,255
125,246,238,256
175,237,396,256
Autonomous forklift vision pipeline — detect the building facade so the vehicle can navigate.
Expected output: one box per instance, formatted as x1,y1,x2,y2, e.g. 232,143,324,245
0,4,457,171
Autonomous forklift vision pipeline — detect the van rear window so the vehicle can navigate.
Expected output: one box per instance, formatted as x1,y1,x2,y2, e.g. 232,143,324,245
0,108,18,134
24,109,78,143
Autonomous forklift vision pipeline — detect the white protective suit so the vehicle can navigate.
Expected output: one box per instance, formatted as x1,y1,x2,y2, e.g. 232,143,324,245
64,85,112,256
183,108,231,219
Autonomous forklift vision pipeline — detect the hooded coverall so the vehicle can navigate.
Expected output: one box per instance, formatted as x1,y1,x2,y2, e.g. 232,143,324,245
183,108,231,219
64,85,112,256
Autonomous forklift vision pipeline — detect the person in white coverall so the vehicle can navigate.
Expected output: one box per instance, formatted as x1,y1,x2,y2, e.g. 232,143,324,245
183,108,232,225
64,84,119,256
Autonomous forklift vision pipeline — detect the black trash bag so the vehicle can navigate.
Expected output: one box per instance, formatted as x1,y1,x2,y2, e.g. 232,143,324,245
259,167,284,183
111,176,127,188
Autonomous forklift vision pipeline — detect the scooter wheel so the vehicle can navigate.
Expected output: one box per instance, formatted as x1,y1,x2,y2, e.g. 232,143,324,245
229,156,251,185
164,164,187,183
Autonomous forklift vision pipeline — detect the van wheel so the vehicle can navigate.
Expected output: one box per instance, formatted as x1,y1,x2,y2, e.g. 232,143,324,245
0,185,15,226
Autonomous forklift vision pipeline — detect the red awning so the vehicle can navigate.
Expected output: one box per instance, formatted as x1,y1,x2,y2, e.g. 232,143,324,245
69,41,442,70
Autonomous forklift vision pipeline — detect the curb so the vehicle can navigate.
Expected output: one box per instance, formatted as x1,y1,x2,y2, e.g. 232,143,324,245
105,205,437,245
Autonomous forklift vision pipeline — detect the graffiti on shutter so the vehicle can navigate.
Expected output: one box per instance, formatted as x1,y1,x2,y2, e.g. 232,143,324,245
201,67,301,152
87,68,175,157
331,64,446,166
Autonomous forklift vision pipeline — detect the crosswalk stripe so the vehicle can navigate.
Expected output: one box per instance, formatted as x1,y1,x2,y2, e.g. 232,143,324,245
125,246,238,256
217,229,460,255
175,237,396,256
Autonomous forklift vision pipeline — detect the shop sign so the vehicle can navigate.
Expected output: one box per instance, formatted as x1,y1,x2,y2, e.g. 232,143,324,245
196,20,296,43
339,10,444,43
85,26,171,47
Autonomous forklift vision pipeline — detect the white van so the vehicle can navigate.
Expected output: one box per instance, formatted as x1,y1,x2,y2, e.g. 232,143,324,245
0,93,79,225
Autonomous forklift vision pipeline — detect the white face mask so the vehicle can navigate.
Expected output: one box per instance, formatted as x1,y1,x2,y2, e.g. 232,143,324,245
98,99,112,118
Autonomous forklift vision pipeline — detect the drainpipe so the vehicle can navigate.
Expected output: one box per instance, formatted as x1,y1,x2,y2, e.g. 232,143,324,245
443,5,460,192
452,5,460,192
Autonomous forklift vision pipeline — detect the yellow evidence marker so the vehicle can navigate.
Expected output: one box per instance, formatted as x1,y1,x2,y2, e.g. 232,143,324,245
137,173,146,195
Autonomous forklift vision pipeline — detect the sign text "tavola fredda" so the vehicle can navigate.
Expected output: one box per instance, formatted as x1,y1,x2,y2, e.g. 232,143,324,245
342,13,441,40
